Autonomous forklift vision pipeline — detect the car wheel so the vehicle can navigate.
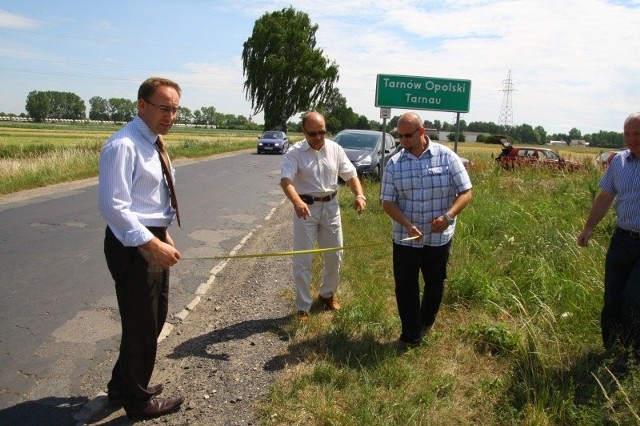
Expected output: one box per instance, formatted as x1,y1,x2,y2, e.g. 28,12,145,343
374,164,381,180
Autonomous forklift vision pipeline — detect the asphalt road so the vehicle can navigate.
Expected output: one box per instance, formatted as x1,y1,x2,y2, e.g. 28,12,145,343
0,150,288,423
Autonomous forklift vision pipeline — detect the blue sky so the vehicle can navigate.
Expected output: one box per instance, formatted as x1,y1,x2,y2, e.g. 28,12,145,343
1,0,639,135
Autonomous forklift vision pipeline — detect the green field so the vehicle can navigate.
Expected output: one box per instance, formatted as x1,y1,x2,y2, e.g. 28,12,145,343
0,122,304,195
0,121,609,196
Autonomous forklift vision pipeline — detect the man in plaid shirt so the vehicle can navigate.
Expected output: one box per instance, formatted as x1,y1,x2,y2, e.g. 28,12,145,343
381,112,472,346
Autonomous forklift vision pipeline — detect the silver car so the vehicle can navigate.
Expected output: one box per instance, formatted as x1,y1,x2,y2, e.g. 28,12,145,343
333,129,397,179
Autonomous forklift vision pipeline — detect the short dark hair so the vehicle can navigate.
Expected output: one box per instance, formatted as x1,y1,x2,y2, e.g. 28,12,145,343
138,77,181,100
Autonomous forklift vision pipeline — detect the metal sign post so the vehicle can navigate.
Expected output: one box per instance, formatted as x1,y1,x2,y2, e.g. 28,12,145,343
379,107,391,203
454,112,461,153
379,107,391,176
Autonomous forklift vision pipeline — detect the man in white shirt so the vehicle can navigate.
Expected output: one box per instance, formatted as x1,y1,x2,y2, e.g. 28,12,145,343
280,111,367,320
98,77,184,419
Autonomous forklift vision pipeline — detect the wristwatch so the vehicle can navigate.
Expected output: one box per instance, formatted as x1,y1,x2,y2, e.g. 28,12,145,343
356,195,367,201
444,213,454,224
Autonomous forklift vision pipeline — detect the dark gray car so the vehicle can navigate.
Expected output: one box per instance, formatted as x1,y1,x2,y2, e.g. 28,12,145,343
333,129,397,179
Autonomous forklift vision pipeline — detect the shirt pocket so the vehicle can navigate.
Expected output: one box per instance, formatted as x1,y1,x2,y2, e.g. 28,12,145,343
426,165,450,193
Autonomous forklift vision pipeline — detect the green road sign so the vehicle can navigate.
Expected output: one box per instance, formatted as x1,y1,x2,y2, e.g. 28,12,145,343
375,74,471,113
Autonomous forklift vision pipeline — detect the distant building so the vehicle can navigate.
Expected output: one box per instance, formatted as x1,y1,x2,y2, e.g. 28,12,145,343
570,139,589,146
549,140,567,146
425,126,438,140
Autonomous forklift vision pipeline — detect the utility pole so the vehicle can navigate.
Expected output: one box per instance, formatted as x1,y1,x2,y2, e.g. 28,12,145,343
498,70,514,130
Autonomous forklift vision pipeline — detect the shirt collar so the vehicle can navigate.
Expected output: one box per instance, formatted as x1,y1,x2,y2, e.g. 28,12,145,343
132,115,159,146
302,139,325,152
400,139,434,160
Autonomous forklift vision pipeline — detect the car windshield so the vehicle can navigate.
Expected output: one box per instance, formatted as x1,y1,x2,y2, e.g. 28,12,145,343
262,131,282,139
544,150,561,160
335,133,378,151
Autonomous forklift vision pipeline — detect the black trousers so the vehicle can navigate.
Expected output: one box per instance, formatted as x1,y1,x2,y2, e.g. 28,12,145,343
392,241,451,342
104,226,169,407
602,227,640,351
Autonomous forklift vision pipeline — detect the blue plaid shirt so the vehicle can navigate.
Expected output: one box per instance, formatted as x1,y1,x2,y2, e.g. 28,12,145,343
381,141,472,247
600,150,640,232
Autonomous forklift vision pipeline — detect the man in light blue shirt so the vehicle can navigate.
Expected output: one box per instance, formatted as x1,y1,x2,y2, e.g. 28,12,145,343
578,112,640,354
98,77,184,419
382,112,472,346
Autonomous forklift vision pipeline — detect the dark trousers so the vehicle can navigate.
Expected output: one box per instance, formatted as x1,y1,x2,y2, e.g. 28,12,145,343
104,226,169,407
602,228,640,351
393,241,451,342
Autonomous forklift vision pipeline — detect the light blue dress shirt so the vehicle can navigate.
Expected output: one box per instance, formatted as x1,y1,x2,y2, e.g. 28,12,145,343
98,116,176,247
600,150,640,233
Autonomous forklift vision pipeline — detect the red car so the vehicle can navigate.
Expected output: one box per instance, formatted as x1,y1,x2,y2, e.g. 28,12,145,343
496,138,582,171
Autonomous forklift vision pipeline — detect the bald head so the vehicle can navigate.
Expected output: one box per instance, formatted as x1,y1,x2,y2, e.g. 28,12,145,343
302,111,325,128
301,111,327,150
397,112,423,129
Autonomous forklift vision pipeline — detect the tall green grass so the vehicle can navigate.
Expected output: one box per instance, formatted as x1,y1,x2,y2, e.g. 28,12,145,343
259,158,639,425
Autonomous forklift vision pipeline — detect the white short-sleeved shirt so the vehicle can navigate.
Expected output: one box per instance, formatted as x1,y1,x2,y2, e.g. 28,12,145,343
281,139,357,196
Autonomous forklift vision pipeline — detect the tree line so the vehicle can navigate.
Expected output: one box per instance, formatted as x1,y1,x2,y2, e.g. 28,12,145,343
22,90,263,130
10,88,622,148
381,116,623,148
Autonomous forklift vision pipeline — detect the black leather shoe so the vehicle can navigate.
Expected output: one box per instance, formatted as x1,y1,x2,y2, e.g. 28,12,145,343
125,396,185,419
108,383,164,406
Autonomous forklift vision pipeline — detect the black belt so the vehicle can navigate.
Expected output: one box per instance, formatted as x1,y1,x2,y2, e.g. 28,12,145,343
311,192,337,202
147,226,168,240
617,226,640,239
300,192,337,204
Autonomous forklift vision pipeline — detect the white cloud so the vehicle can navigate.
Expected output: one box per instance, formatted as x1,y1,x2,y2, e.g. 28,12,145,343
0,10,39,29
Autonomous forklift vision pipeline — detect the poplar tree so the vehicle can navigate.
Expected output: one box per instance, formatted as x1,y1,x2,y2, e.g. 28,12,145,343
242,7,339,131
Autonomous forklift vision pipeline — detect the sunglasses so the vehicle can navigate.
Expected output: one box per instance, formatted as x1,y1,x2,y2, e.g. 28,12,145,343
305,129,327,137
398,128,420,139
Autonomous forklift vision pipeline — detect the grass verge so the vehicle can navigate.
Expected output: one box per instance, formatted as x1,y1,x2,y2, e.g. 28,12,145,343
258,159,639,425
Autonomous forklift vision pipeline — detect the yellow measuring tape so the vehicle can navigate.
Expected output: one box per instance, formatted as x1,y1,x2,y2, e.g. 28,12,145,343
182,236,420,260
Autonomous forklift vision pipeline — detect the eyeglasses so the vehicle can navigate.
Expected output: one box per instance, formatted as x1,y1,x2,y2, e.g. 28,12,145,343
144,99,179,115
304,129,327,138
398,128,420,139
